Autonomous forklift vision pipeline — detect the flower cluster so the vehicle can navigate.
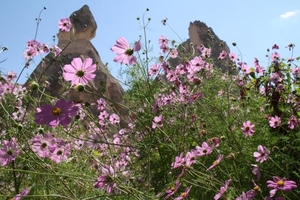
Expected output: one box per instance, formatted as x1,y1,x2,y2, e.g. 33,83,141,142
23,39,61,60
30,133,71,163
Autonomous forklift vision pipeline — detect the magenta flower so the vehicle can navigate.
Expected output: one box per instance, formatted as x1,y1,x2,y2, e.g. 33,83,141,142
207,155,223,171
14,187,31,200
111,37,141,65
269,116,281,128
214,179,231,200
0,138,20,166
35,99,79,127
58,18,72,32
253,145,270,163
267,176,297,197
241,121,255,137
63,57,96,85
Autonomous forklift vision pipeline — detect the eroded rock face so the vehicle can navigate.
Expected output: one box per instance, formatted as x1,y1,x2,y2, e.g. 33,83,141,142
170,20,234,74
24,5,125,121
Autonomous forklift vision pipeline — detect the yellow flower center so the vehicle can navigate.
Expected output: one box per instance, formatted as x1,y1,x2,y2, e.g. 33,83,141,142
181,192,186,197
277,180,284,187
171,187,175,191
52,107,61,116
254,185,260,192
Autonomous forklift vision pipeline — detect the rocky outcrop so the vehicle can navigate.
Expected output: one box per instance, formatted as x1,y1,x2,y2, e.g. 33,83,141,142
170,20,234,73
24,5,125,121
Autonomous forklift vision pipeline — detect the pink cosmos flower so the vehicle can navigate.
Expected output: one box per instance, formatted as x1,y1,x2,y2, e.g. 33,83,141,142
170,49,178,58
229,52,237,62
172,152,185,169
269,116,281,128
49,140,71,163
158,35,169,45
241,63,252,74
63,57,96,85
188,92,203,102
149,63,160,76
111,37,141,65
30,133,55,158
207,155,223,171
50,45,62,57
288,115,299,129
236,191,248,200
218,50,227,60
185,150,197,167
0,137,20,166
200,46,211,57
14,187,31,200
271,52,280,61
241,121,255,137
165,181,181,199
253,145,270,163
174,186,192,200
109,113,120,125
214,179,231,200
97,98,107,111
152,114,164,129
35,99,79,127
195,142,213,157
5,71,17,81
58,18,72,32
94,165,117,194
267,176,297,197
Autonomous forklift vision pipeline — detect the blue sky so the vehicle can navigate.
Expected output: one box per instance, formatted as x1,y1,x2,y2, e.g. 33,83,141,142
0,1,300,84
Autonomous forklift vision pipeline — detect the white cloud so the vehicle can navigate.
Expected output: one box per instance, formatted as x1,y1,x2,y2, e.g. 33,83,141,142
280,10,300,19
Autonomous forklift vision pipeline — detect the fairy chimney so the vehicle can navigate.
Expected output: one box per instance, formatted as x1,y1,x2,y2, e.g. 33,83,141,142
24,5,126,122
169,20,234,73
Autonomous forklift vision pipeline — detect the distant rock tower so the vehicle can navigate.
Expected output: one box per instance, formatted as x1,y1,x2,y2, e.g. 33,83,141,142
169,20,234,73
24,5,125,120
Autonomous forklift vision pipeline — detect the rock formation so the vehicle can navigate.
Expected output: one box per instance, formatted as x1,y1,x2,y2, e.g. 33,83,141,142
169,20,234,73
24,5,125,122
